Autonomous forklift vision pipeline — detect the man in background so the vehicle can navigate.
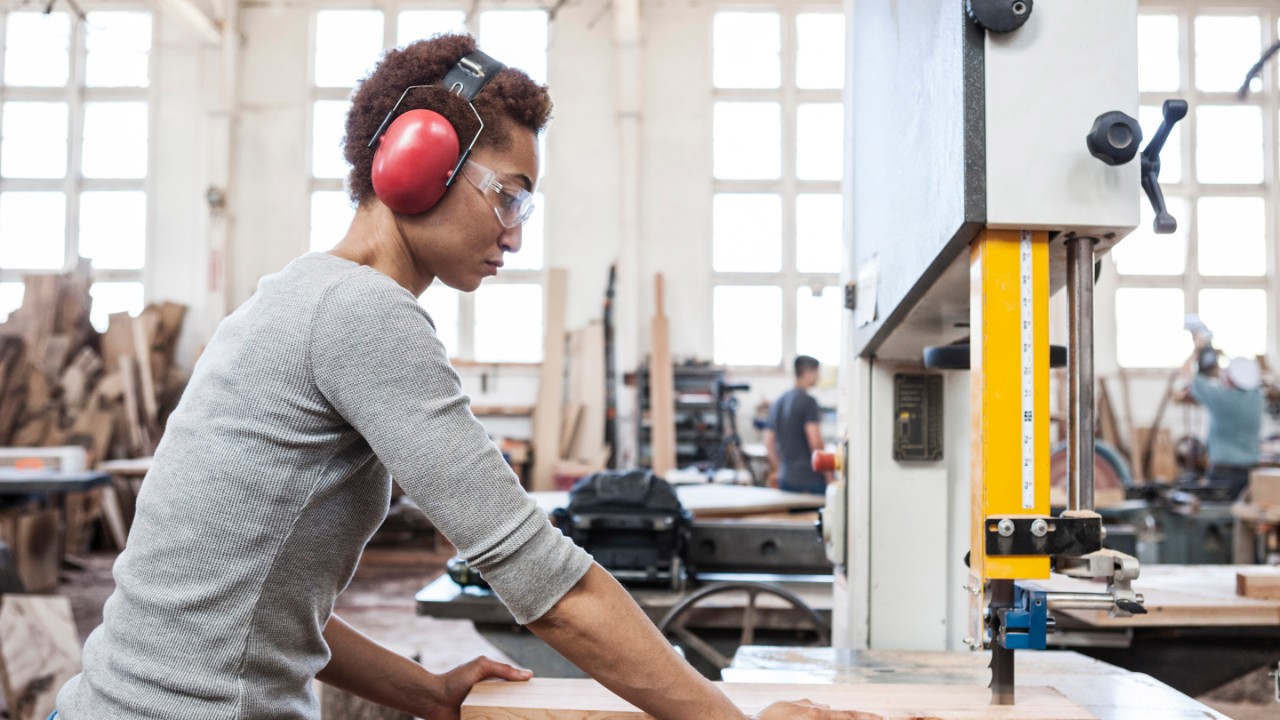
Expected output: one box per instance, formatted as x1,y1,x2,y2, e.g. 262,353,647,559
1177,332,1265,499
763,355,831,494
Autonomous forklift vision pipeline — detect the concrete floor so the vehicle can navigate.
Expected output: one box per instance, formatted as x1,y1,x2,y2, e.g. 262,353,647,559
48,548,1280,719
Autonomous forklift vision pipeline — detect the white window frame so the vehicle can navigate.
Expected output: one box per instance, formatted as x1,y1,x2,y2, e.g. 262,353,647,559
1116,0,1278,371
306,1,549,363
710,2,843,370
0,6,154,292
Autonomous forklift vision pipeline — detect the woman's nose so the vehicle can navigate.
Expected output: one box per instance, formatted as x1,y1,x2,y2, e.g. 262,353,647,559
499,224,523,254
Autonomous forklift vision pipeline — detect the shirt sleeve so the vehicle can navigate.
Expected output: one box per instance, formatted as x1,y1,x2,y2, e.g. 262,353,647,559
802,393,821,424
1191,374,1228,411
309,272,592,624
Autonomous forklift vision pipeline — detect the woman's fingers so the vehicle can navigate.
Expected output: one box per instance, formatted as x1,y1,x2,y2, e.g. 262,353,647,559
462,656,533,683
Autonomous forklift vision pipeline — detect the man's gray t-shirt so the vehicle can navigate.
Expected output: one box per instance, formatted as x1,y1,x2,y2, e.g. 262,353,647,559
56,253,593,719
1191,374,1264,467
767,388,824,493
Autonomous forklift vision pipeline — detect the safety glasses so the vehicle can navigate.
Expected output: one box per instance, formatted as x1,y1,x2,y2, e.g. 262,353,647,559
460,159,536,228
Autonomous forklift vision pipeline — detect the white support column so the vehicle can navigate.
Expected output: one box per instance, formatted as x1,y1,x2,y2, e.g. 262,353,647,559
613,0,642,466
203,0,241,335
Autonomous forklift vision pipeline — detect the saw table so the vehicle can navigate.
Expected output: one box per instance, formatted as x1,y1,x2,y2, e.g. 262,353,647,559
719,647,1229,720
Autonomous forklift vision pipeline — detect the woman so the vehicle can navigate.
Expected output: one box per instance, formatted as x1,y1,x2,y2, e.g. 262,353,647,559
56,35,874,720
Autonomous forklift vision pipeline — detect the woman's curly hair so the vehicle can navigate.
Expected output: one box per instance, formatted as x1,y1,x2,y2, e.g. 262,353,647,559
343,34,552,206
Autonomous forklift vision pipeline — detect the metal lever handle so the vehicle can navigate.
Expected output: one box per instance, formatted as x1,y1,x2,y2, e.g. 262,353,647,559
1140,99,1188,235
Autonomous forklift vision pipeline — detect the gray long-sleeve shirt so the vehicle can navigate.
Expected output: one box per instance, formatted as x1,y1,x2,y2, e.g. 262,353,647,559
57,252,592,719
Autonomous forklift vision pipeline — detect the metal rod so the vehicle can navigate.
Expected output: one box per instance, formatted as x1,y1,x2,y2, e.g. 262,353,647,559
1046,591,1146,611
1066,237,1096,512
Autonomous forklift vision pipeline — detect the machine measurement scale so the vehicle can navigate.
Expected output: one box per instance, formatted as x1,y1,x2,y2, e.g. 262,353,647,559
1020,230,1034,509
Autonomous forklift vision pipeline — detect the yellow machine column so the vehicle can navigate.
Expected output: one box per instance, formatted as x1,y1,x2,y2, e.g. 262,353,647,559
968,228,1051,703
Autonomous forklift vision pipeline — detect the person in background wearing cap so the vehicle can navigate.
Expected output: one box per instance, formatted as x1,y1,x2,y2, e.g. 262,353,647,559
1177,333,1265,499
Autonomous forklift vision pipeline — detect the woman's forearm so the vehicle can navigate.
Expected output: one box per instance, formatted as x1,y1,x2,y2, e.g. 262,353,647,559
526,563,748,720
318,614,443,717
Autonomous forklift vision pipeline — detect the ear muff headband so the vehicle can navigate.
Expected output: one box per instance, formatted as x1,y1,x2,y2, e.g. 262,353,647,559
367,50,507,189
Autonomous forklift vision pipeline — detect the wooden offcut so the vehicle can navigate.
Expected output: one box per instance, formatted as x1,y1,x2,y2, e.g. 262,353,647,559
0,595,82,720
1237,567,1280,600
461,679,1094,719
531,268,569,491
565,321,607,465
1248,468,1280,508
649,275,676,476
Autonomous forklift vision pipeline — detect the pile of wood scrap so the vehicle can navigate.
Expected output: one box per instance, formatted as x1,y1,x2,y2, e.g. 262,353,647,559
0,262,189,464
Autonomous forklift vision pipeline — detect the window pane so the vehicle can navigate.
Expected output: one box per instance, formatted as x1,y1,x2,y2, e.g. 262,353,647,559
80,191,146,269
714,102,781,180
1116,288,1188,368
797,286,842,366
505,192,544,270
1112,196,1187,275
5,12,70,86
713,12,780,89
714,286,781,366
796,13,845,89
420,282,460,356
0,192,65,270
1,102,68,179
85,12,152,87
0,283,23,323
1195,106,1262,184
1194,15,1261,92
89,282,144,333
1139,105,1181,184
1199,289,1267,360
82,102,148,179
796,194,842,273
797,103,843,181
479,11,548,85
315,10,384,87
713,194,781,272
397,10,467,47
474,283,543,362
312,101,350,179
310,191,355,252
1138,14,1179,92
1197,197,1265,277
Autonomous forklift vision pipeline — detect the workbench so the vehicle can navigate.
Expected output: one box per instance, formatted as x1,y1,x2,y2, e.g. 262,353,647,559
1027,564,1280,696
722,647,1229,720
529,485,825,519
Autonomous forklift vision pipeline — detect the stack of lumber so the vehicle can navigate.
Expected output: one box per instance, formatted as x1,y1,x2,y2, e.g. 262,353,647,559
531,268,612,491
0,262,188,464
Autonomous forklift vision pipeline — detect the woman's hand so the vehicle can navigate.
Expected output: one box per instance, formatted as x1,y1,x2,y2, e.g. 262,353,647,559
755,699,884,720
426,656,533,720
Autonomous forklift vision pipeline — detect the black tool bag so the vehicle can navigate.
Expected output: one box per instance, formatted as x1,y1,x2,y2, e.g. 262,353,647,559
552,470,692,589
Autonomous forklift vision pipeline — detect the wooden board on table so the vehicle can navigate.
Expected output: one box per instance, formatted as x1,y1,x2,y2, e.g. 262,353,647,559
649,274,676,476
532,485,825,518
530,268,568,492
1237,567,1280,599
461,679,1094,719
1028,564,1280,627
0,595,81,720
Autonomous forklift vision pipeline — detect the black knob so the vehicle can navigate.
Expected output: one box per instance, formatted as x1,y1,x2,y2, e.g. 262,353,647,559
966,0,1033,33
1140,99,1188,234
1086,111,1143,166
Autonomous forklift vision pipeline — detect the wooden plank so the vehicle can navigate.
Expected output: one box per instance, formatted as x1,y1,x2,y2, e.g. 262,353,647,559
1237,567,1280,599
567,322,607,464
13,509,59,594
462,679,1094,719
559,403,584,461
649,275,676,476
0,595,81,720
530,268,568,491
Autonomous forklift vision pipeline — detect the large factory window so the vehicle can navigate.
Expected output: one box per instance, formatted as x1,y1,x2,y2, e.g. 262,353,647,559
1113,5,1275,368
710,6,844,367
0,9,152,330
308,5,548,363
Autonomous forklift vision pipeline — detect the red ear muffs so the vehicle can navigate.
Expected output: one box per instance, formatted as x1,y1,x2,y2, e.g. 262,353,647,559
370,109,460,215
